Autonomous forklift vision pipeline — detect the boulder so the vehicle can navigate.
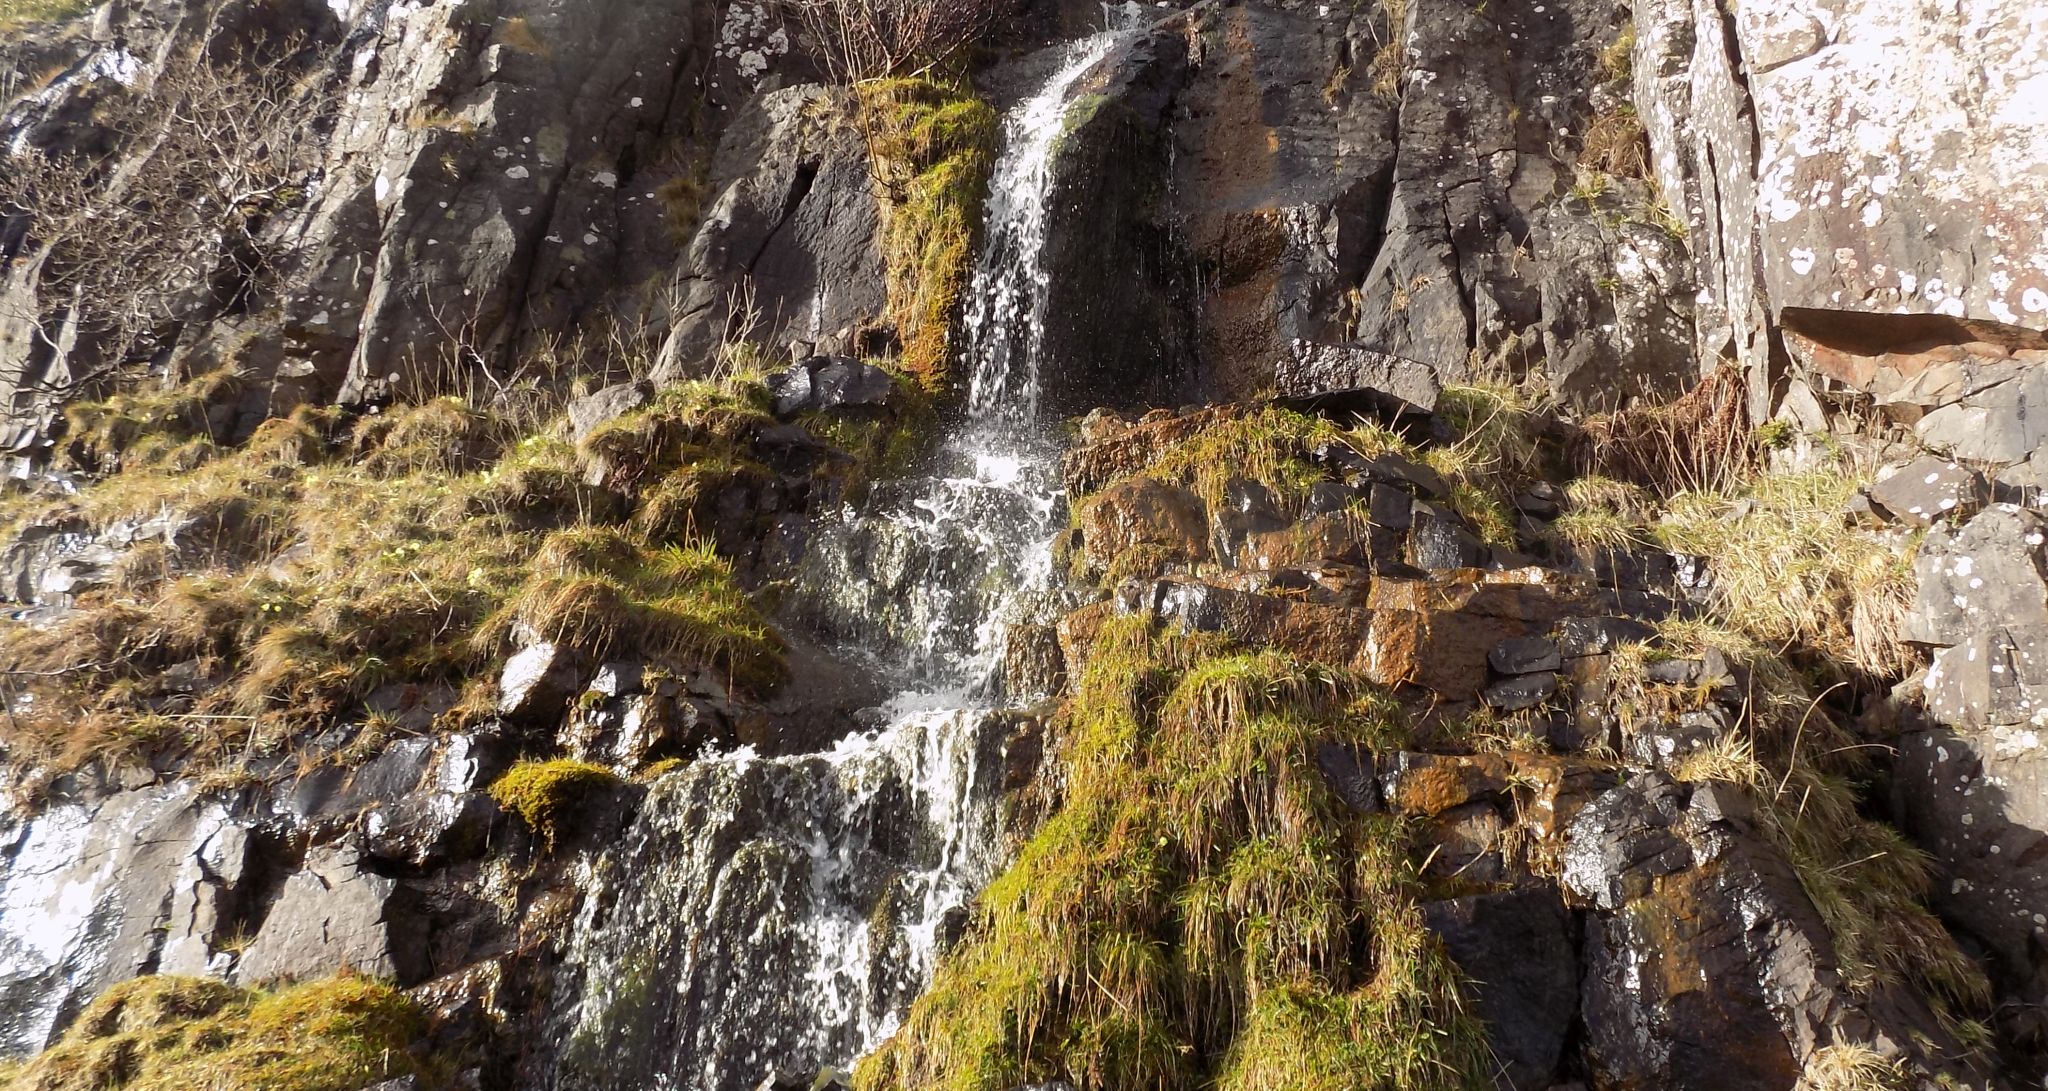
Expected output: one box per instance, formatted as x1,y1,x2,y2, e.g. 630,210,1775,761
763,357,897,419
1272,342,1443,417
234,843,426,986
1866,455,1990,527
1905,505,2048,650
568,381,653,443
498,641,581,723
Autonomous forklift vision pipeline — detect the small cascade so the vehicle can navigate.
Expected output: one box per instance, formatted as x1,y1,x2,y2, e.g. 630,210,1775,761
550,31,1126,1091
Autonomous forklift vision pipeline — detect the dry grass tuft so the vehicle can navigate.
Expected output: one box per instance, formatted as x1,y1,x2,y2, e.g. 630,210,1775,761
1796,1043,1910,1091
1572,367,1753,496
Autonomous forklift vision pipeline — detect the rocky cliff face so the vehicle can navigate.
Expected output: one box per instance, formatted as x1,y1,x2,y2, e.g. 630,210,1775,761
2,0,2046,1089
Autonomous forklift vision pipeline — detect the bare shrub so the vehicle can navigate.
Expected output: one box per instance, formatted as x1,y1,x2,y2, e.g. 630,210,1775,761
785,0,1007,82
0,43,324,388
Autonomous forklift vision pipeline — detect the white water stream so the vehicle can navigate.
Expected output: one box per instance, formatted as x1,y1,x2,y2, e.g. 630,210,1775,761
552,32,1126,1091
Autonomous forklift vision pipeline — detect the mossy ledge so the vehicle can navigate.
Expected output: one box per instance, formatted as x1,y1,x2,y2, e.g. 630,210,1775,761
0,973,444,1091
489,757,627,849
858,615,1491,1091
858,78,999,393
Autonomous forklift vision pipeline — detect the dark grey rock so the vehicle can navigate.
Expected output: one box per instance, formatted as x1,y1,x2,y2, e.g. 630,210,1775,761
234,842,426,986
1489,635,1563,676
1421,889,1577,1090
1408,502,1489,570
569,381,653,443
1554,615,1658,657
1353,452,1450,499
1483,672,1558,712
763,356,897,419
1314,742,1382,813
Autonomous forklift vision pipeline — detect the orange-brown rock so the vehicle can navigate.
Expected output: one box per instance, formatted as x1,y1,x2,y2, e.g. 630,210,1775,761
1075,475,1212,579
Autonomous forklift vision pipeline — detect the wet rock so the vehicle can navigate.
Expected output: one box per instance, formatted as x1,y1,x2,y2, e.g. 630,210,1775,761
1625,718,1721,771
1272,341,1442,417
1483,672,1558,712
1866,455,1990,527
1001,623,1067,700
1420,889,1578,1090
1407,502,1489,570
1030,27,1199,415
1077,476,1211,576
1554,615,1657,657
763,356,898,419
1559,774,1694,911
0,786,247,1051
1489,635,1562,676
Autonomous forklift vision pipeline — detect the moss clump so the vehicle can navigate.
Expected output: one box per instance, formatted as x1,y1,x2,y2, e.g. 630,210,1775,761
858,79,999,392
490,758,625,848
488,527,787,693
0,973,441,1091
860,617,1488,1091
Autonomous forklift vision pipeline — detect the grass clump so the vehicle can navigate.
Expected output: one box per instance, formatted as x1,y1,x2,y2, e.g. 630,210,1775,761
1653,470,1917,679
60,366,248,475
0,973,442,1091
1113,406,1342,517
858,78,998,391
490,759,625,848
0,0,92,29
487,528,787,693
0,374,806,779
1796,1044,1909,1091
859,617,1489,1091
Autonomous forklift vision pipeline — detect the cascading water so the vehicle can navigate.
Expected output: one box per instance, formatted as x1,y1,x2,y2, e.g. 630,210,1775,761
549,31,1127,1091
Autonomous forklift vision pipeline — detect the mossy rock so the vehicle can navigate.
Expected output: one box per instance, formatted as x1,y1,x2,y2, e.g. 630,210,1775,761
0,973,443,1091
489,758,626,847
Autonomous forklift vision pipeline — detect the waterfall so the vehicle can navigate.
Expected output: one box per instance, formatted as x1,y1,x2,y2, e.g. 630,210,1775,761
550,32,1124,1091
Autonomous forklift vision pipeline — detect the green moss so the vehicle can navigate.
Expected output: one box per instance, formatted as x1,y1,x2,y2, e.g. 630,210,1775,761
858,79,999,392
490,758,624,847
861,618,1489,1091
0,973,442,1091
